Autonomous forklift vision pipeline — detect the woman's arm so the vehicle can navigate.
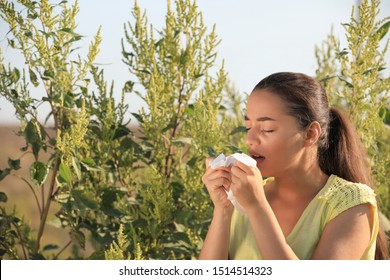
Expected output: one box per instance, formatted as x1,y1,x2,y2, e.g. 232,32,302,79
198,208,232,260
198,160,234,259
245,203,299,259
311,203,373,259
230,161,299,259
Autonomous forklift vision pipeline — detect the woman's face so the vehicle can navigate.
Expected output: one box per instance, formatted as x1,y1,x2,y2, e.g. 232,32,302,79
245,90,306,177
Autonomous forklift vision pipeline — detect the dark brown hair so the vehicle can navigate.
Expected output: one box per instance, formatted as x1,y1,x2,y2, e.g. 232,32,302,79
253,72,389,260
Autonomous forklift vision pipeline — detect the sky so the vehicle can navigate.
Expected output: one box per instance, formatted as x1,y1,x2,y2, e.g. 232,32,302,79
0,0,389,124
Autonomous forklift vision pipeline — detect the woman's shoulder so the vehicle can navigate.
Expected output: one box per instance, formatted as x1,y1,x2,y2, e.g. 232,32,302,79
319,175,376,202
318,175,377,221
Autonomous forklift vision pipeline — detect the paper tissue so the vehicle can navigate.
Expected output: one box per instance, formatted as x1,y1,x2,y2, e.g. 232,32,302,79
209,153,257,215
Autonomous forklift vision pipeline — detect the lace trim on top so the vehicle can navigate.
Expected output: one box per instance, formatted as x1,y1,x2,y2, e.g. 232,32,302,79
318,176,377,221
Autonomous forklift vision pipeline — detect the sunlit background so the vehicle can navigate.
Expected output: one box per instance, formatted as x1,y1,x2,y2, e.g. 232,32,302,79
1,0,389,124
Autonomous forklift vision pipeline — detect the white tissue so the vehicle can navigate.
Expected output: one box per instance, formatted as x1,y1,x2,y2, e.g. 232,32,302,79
209,153,257,215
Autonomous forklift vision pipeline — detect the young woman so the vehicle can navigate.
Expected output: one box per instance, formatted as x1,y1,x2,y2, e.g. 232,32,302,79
199,72,389,260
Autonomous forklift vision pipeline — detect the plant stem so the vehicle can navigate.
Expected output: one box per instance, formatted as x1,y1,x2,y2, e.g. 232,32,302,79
11,173,42,217
164,79,185,183
11,219,28,259
35,156,60,253
41,182,45,218
54,240,72,260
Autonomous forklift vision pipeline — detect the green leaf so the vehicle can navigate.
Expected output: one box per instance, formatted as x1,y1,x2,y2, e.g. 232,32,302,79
113,125,131,140
138,69,151,75
59,28,82,38
43,70,55,80
124,81,134,92
194,73,204,79
43,244,59,251
338,76,353,88
131,113,144,123
27,123,39,142
187,157,198,168
101,188,118,207
30,161,49,186
208,147,216,157
161,123,176,133
73,190,98,210
32,143,41,159
185,104,195,116
7,39,16,48
71,157,81,180
180,51,188,65
27,12,38,20
320,75,337,83
379,108,390,125
377,20,390,41
81,157,95,166
0,192,8,203
336,49,349,59
79,86,88,94
230,126,247,135
10,89,18,98
172,232,191,244
154,38,164,48
172,137,192,145
11,68,20,83
29,68,39,87
120,137,142,153
226,145,243,153
59,163,72,184
102,207,123,218
171,182,184,202
362,67,386,75
8,158,21,170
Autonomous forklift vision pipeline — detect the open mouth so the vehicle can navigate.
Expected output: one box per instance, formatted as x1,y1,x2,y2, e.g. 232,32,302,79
251,154,265,161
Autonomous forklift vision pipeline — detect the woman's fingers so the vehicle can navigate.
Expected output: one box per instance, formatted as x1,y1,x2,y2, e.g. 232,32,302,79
202,168,231,185
203,174,231,189
210,177,231,190
207,169,231,180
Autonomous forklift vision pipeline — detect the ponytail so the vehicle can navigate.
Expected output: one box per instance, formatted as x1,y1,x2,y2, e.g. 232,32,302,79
319,107,371,185
319,107,389,260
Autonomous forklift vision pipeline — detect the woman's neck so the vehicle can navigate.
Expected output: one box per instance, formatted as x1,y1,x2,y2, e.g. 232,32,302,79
272,163,329,201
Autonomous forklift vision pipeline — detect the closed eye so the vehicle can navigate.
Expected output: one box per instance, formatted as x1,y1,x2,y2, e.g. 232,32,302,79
245,128,274,133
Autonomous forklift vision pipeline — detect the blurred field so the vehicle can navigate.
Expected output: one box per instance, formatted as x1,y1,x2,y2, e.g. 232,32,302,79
0,125,91,259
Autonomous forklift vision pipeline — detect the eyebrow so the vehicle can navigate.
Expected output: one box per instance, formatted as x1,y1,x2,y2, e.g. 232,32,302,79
244,115,276,122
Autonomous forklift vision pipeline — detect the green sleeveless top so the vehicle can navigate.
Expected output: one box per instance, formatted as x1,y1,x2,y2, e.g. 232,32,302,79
229,174,378,259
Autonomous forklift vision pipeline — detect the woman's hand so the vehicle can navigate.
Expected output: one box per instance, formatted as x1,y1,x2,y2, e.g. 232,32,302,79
230,161,265,212
202,158,233,211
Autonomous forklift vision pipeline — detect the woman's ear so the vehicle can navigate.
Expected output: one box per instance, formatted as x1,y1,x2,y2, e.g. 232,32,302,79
304,121,321,147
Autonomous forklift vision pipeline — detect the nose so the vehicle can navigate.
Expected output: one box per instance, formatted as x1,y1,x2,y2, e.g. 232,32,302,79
245,128,260,146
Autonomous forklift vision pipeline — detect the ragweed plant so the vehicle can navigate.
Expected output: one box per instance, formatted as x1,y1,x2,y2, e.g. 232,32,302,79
0,0,133,259
118,0,243,259
315,0,390,216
